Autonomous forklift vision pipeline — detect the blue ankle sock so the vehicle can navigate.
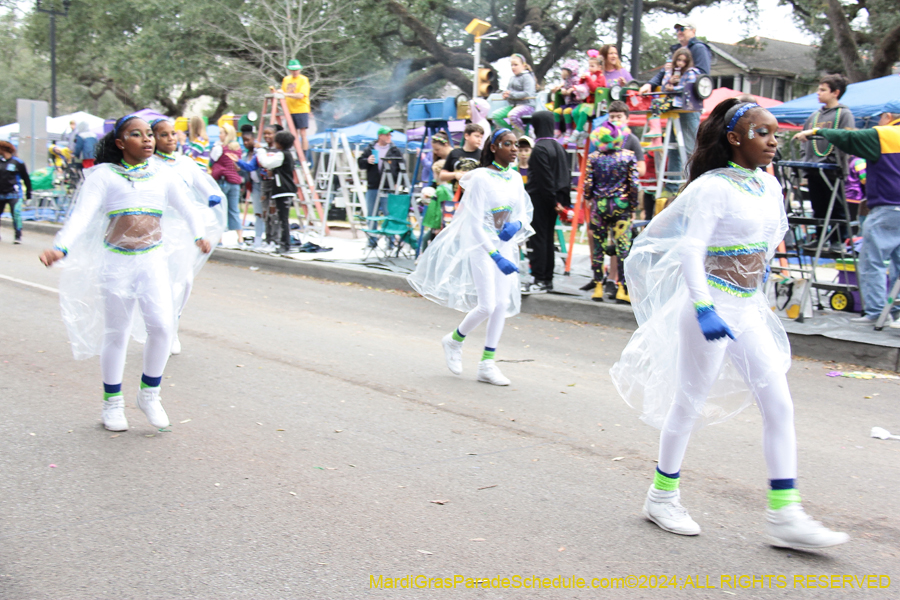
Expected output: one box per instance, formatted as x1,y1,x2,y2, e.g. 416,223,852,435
103,382,122,401
140,374,162,389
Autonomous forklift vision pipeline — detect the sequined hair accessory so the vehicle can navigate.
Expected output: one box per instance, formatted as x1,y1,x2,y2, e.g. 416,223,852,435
114,114,141,136
725,103,760,132
491,128,512,145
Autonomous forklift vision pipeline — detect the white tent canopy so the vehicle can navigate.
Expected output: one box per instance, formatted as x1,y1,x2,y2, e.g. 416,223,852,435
0,110,106,142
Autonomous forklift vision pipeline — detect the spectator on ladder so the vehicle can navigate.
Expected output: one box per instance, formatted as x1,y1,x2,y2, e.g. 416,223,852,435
639,22,711,191
489,54,537,136
187,116,211,171
357,126,403,235
439,124,484,190
210,123,245,246
523,112,569,294
798,74,856,253
255,130,298,254
583,121,639,303
548,59,588,143
599,44,633,87
0,140,31,244
281,59,311,155
795,107,900,325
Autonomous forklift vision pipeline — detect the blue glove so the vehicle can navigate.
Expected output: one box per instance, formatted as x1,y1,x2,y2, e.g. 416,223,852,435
763,264,771,284
208,195,222,207
490,250,519,275
497,220,522,242
696,306,735,342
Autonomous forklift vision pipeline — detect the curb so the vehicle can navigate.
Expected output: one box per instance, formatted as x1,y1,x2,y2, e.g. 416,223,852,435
9,220,899,371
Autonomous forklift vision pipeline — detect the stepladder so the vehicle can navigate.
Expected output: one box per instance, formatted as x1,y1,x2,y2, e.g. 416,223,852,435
314,130,367,237
256,91,329,237
563,137,592,275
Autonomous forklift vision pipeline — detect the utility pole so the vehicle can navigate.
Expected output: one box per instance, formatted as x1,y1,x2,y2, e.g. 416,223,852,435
35,0,72,118
630,0,642,80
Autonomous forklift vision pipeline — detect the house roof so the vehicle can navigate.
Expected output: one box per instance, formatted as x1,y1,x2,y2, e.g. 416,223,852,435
709,36,817,76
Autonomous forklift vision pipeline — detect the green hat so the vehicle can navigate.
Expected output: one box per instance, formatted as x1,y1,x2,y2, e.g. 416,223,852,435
287,59,302,71
377,126,393,136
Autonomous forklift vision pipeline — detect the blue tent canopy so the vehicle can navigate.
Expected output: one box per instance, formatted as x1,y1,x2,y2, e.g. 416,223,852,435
307,121,407,150
769,74,900,128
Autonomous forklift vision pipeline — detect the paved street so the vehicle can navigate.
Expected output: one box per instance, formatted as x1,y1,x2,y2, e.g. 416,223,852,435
2,230,899,599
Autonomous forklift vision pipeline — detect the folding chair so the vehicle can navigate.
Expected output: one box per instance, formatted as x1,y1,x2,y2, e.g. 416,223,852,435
359,193,418,261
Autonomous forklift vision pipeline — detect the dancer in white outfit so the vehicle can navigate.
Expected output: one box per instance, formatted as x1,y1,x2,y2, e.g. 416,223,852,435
408,128,533,385
151,118,226,354
610,100,849,550
40,115,213,432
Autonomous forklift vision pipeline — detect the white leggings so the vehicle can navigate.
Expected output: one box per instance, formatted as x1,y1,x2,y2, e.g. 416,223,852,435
456,246,516,349
100,250,174,386
658,299,797,480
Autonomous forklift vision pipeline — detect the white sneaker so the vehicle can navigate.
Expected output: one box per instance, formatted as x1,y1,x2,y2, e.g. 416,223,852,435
850,313,890,324
136,387,170,429
441,333,463,375
170,333,181,355
477,359,511,386
643,485,701,535
766,504,849,549
101,397,128,431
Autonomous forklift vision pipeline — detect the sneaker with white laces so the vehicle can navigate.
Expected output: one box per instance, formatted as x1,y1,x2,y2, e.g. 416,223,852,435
441,333,463,375
101,397,129,431
477,359,511,386
766,504,849,550
136,387,170,429
643,485,701,535
170,332,182,355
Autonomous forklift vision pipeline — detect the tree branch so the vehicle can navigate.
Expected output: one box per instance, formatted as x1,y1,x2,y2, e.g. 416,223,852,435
825,0,867,81
870,22,900,79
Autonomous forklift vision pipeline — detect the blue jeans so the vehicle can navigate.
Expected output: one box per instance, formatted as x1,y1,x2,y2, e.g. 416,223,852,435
249,185,263,244
858,205,900,316
665,111,701,193
366,188,385,229
219,181,242,231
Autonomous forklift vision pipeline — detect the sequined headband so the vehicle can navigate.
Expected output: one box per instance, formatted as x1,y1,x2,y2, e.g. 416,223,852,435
114,114,141,136
149,118,169,130
725,103,760,132
491,128,512,145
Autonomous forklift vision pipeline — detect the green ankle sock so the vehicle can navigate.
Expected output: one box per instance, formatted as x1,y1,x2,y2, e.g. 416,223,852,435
482,349,496,361
653,470,680,491
103,392,123,401
451,330,465,342
768,488,801,510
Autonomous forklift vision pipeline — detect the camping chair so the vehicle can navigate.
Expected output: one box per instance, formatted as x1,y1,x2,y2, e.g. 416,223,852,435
359,193,418,261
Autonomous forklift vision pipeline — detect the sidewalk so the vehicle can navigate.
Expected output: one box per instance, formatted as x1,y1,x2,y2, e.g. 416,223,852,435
8,219,900,371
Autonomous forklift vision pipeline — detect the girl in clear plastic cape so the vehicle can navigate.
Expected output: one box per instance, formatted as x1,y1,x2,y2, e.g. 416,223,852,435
39,115,215,433
610,99,848,549
408,129,534,386
150,118,226,354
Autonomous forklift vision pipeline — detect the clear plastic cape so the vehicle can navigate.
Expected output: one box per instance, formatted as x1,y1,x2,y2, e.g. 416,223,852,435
407,167,534,316
56,159,225,360
610,167,791,430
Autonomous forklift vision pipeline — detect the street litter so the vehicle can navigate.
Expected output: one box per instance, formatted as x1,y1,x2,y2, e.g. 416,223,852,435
871,427,900,440
430,499,449,505
827,370,900,380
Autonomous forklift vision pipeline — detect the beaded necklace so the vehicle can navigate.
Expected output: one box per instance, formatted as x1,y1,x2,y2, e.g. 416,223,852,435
110,160,156,182
491,161,511,173
723,162,765,196
811,107,841,158
155,150,178,163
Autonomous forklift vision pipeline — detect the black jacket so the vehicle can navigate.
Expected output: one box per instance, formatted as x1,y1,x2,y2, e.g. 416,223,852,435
525,111,571,207
0,156,32,199
271,150,297,199
357,143,403,190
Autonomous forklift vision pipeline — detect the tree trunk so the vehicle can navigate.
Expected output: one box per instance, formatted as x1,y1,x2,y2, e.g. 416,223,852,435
870,23,900,79
825,0,867,82
615,0,627,55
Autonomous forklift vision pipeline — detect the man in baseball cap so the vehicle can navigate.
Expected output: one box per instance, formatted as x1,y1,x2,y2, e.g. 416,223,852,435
281,59,311,152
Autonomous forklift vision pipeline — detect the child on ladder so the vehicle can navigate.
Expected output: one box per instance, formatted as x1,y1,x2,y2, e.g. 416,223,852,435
548,59,588,143
583,122,639,303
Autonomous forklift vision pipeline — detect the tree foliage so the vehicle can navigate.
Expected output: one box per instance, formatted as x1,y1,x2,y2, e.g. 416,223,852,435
784,0,900,81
